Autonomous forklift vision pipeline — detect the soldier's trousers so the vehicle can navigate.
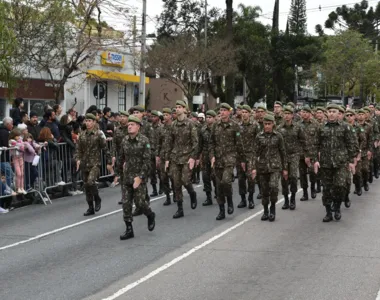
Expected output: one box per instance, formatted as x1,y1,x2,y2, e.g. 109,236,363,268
201,159,215,193
258,172,280,206
345,167,352,195
123,182,152,223
150,156,158,185
215,166,234,204
237,164,255,195
320,167,347,206
353,160,362,186
170,163,194,202
361,156,370,183
159,160,170,195
281,155,299,195
299,158,316,189
82,166,100,204
119,168,126,203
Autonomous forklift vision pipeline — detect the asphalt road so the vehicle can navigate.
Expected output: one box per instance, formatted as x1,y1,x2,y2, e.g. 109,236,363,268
2,179,380,300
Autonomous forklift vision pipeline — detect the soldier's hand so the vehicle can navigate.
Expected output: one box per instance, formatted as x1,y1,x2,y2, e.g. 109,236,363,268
314,162,320,174
349,163,356,175
76,160,80,171
305,157,311,167
112,157,116,167
251,169,257,180
156,157,160,168
188,158,195,170
282,170,288,181
107,164,114,175
241,163,246,172
211,157,215,168
133,177,142,189
165,161,169,171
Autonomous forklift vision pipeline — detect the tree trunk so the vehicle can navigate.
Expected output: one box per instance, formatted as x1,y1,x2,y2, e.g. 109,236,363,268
225,0,234,107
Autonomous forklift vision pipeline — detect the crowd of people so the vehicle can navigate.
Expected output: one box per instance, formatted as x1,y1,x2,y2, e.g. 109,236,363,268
1,97,379,242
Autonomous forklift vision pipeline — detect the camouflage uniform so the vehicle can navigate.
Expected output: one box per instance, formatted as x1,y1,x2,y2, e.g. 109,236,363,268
75,128,111,210
192,120,202,184
209,119,245,205
351,123,367,193
150,122,162,192
275,114,283,126
156,122,172,200
277,121,307,202
112,124,129,203
359,121,374,188
120,133,153,223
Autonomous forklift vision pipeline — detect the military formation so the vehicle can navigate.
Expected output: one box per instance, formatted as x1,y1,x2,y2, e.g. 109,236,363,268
75,100,380,240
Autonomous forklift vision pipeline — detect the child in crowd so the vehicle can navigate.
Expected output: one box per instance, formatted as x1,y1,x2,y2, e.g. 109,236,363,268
0,173,16,213
9,128,26,194
23,133,40,191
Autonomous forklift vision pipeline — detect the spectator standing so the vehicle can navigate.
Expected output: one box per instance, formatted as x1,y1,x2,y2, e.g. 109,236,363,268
23,133,40,191
10,98,24,127
43,109,60,140
26,111,41,141
20,111,29,125
53,104,63,122
0,117,14,193
99,107,111,133
8,128,26,194
17,123,28,140
67,108,77,123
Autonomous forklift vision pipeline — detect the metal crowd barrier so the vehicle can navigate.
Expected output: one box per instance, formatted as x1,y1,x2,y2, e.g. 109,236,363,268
0,140,115,207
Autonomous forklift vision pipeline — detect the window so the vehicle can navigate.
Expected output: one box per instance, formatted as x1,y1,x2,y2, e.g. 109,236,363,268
95,81,107,109
118,84,126,111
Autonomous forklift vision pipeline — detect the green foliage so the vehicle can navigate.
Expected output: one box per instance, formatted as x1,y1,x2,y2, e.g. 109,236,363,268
289,0,307,35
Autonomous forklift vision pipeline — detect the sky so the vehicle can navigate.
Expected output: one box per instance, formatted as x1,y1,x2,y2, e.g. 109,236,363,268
134,0,379,36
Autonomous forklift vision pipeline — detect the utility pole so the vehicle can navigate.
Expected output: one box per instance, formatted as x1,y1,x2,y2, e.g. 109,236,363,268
203,0,208,110
138,0,147,107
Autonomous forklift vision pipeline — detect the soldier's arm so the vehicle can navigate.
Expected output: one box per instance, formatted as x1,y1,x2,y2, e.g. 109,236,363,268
209,124,216,161
298,126,308,157
99,131,112,165
250,134,259,170
235,125,246,163
345,126,358,164
278,134,288,170
141,138,151,179
190,123,199,160
368,126,375,153
164,125,174,162
74,132,84,161
111,129,118,157
198,129,204,159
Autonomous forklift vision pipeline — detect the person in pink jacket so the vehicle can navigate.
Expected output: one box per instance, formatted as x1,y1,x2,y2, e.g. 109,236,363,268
8,128,26,194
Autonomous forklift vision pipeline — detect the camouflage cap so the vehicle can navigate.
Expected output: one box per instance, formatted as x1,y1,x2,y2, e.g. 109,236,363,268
357,108,366,114
301,105,312,113
119,111,129,117
283,106,294,114
191,112,198,117
263,113,275,122
132,105,145,112
162,108,172,114
128,115,141,124
172,107,177,113
274,101,283,107
256,104,267,112
286,102,296,108
363,106,371,113
237,104,243,109
345,109,356,115
85,113,96,120
316,106,326,112
176,100,187,108
220,102,232,110
241,104,252,112
376,103,380,110
326,104,341,111
151,110,160,117
206,110,217,117
338,105,346,113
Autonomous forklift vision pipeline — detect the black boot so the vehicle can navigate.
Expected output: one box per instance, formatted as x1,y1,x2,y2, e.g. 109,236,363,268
364,181,369,191
334,202,342,220
316,180,321,193
163,193,171,206
248,192,255,209
216,204,225,220
173,202,184,219
83,203,95,216
289,193,296,210
94,195,102,212
355,182,362,196
311,184,317,199
190,191,197,209
150,184,158,197
147,212,156,231
282,195,289,210
237,194,247,208
344,194,351,208
323,205,333,222
300,188,308,201
261,205,269,221
120,222,134,240
132,207,143,216
227,196,234,215
202,192,213,206
269,204,276,222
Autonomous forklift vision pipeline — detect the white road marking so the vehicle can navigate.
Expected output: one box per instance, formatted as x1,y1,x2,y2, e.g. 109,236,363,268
0,185,202,251
101,189,303,300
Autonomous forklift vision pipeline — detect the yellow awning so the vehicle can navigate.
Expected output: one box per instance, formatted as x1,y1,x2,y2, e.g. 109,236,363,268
87,69,150,84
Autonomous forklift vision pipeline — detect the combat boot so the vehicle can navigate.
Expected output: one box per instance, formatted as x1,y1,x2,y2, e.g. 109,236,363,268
248,192,255,209
83,203,95,216
147,212,156,231
173,202,184,219
316,180,321,193
364,181,369,191
226,196,234,214
300,188,308,201
237,194,247,208
94,195,102,212
163,193,171,206
261,205,269,221
190,191,197,209
323,205,333,222
150,184,158,197
355,182,362,196
120,222,134,240
269,204,276,222
334,202,342,221
311,183,317,199
289,193,296,210
282,194,290,210
216,204,225,220
202,192,213,206
344,194,351,208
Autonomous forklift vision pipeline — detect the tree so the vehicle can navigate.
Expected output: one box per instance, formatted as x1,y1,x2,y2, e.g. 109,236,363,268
145,34,237,109
225,0,234,106
288,0,307,35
